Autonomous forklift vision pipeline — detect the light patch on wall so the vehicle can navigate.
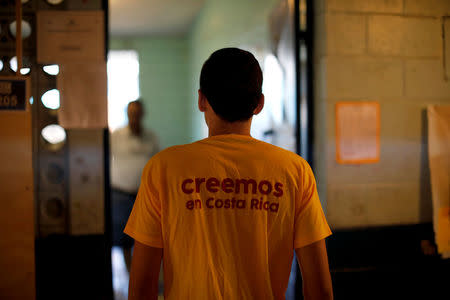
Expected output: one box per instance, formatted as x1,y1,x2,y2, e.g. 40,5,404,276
107,50,140,131
252,54,284,141
262,54,284,125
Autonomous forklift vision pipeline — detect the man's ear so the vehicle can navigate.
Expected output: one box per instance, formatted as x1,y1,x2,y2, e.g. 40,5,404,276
198,90,207,112
253,94,265,115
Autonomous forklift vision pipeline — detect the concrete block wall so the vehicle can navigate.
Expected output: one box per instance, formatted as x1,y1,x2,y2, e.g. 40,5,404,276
314,0,450,229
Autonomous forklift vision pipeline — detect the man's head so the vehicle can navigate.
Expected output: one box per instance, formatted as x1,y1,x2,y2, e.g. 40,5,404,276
199,48,264,125
127,100,144,135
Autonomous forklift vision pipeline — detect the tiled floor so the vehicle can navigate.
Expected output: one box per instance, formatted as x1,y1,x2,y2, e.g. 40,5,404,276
112,247,129,300
112,246,164,300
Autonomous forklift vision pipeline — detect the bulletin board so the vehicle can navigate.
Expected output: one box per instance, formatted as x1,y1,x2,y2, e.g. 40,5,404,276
335,101,380,164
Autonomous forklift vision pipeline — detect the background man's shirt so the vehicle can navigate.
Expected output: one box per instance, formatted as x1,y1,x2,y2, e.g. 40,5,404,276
110,126,160,194
125,134,331,299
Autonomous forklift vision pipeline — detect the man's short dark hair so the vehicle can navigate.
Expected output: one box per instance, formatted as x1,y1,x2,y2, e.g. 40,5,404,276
128,99,143,108
200,48,263,122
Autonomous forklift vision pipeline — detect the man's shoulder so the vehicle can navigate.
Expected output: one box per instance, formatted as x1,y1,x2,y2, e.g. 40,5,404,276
254,138,296,154
111,126,128,136
157,138,303,158
251,138,307,164
147,138,308,169
142,143,199,173
151,142,199,159
110,127,130,145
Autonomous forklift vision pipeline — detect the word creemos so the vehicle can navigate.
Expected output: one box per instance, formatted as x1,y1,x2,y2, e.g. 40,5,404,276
182,177,283,197
182,177,284,213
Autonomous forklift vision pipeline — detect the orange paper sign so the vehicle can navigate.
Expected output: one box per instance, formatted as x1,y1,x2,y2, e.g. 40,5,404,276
335,102,380,164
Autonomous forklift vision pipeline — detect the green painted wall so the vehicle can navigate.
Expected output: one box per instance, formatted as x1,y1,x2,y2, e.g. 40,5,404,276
110,37,190,149
110,0,279,145
188,0,279,140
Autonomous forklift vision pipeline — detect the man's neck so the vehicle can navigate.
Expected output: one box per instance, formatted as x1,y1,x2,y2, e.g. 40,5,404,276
129,124,142,136
208,120,252,137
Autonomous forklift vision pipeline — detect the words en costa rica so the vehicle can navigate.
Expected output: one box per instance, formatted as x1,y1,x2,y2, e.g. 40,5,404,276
181,177,284,213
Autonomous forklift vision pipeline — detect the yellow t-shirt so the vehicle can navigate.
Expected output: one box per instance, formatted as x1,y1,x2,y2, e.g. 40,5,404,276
124,134,331,299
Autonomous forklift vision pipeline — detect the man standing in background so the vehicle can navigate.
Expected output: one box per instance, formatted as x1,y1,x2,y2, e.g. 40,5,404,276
110,100,160,272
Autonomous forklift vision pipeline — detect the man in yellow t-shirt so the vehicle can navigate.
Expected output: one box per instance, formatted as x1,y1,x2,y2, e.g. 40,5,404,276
125,48,333,299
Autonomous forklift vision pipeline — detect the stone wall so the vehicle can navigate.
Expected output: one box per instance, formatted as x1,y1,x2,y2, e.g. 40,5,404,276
314,0,450,228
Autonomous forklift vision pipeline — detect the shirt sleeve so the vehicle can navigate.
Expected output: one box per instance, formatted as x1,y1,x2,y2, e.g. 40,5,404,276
294,160,332,249
124,160,163,248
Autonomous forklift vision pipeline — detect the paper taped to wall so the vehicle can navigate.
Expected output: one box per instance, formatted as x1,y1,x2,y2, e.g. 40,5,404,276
335,101,380,164
57,62,107,128
37,11,104,64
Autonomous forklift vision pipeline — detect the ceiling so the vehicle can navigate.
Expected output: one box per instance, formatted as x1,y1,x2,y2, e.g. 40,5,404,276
109,0,206,37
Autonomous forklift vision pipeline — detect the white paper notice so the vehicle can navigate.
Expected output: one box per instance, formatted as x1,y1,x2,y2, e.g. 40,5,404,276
57,62,107,128
37,10,104,63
